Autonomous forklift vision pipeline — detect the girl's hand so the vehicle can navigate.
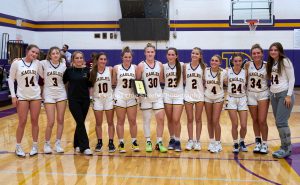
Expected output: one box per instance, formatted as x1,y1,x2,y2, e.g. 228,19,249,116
284,96,291,109
12,97,18,107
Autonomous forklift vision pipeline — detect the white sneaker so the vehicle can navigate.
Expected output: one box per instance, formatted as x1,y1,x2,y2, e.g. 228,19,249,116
185,140,194,151
74,147,80,154
208,142,214,151
44,142,52,154
29,145,38,156
194,141,201,151
260,143,268,154
253,143,261,153
15,145,26,157
83,149,93,156
210,142,222,153
55,141,64,153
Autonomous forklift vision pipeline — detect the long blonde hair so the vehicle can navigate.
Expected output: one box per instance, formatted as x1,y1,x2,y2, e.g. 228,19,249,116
211,54,222,84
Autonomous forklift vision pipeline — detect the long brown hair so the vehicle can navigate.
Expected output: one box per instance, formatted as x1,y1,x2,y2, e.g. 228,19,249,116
193,47,206,73
167,47,181,85
89,52,107,85
231,52,243,68
266,42,287,78
26,44,39,53
46,46,62,62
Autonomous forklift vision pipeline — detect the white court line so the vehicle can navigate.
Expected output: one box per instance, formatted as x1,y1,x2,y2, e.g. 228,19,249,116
0,169,264,183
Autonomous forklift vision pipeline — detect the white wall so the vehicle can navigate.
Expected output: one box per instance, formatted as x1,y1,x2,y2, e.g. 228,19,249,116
0,0,299,50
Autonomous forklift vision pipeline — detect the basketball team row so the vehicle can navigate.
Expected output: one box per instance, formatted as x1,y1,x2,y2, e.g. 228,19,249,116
9,42,295,157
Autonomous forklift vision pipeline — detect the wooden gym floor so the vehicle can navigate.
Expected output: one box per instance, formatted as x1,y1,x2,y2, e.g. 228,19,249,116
0,90,299,185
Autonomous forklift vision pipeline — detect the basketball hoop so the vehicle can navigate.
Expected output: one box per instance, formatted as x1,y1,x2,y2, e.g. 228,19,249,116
246,20,258,31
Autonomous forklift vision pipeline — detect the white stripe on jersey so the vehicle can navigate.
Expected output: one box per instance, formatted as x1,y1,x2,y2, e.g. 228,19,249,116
39,60,67,97
114,64,136,100
227,68,246,97
184,63,204,102
163,62,184,96
204,67,226,100
93,67,113,98
9,59,41,100
142,60,162,101
247,61,268,92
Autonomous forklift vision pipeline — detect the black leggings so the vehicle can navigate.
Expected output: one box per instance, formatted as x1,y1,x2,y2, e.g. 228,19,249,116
69,98,90,152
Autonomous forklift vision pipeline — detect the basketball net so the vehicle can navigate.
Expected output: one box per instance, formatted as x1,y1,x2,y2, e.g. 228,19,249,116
246,20,258,31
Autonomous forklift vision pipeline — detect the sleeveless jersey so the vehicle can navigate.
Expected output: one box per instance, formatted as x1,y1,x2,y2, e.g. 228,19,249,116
10,59,41,99
184,63,204,101
93,67,113,98
142,60,162,101
39,60,67,97
114,64,136,100
204,67,226,100
247,61,268,92
163,62,184,96
227,68,246,97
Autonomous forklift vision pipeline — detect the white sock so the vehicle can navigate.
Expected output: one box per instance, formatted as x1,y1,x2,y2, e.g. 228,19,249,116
131,138,136,143
143,109,152,138
119,139,124,143
146,137,151,142
174,137,180,141
239,138,244,143
233,140,238,144
156,137,162,143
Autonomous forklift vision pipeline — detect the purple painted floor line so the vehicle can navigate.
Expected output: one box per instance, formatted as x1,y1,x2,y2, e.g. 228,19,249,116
234,154,281,185
0,107,16,118
285,143,300,176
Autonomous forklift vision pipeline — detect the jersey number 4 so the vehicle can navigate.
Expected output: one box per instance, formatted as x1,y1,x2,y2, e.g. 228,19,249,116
25,76,35,87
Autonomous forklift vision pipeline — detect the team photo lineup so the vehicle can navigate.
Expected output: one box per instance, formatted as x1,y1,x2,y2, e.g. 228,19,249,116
8,41,295,159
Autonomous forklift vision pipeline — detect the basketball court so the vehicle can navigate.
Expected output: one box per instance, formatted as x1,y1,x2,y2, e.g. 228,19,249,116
0,0,300,184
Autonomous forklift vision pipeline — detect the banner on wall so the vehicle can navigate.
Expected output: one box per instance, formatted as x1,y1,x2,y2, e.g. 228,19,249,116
294,29,300,49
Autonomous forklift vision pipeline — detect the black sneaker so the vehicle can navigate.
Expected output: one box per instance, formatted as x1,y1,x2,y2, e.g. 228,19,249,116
95,142,103,152
239,141,248,152
132,140,140,152
174,141,182,152
232,143,239,153
108,140,116,153
168,139,176,150
118,141,125,153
